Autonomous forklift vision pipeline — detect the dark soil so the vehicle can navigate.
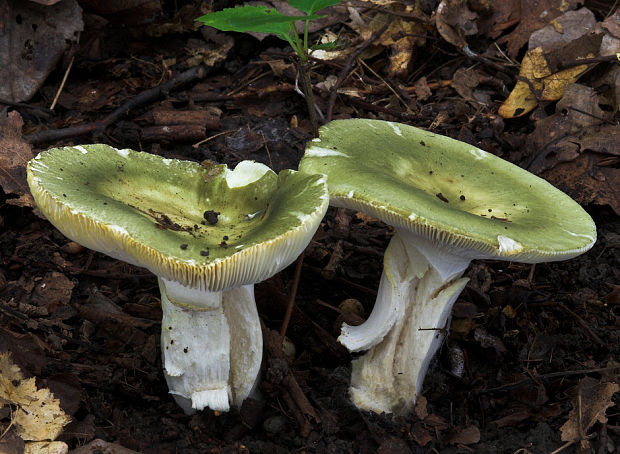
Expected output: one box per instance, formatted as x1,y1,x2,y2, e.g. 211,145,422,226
1,1,619,453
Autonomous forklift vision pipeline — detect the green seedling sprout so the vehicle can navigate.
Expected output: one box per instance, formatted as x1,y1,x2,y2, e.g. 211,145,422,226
196,1,342,135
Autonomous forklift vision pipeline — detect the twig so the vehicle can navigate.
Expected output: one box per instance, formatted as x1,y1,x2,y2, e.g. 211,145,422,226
50,56,74,111
556,301,606,347
343,1,430,23
357,58,413,114
558,54,619,70
475,366,620,394
192,130,235,148
280,253,305,338
326,17,393,122
295,59,320,136
26,65,209,144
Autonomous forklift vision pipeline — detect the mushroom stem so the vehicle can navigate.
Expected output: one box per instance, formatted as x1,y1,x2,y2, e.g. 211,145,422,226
159,279,262,414
339,230,470,414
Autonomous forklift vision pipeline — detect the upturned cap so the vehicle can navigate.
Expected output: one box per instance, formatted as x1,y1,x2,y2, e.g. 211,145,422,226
28,144,328,291
299,119,596,263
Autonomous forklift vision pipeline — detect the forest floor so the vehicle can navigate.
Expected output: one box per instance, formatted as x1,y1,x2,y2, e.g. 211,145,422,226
0,1,619,453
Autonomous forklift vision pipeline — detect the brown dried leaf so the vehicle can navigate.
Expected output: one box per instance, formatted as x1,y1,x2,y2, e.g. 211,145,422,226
0,0,83,103
528,8,596,51
66,438,140,454
560,377,619,442
30,272,74,309
436,0,478,53
77,0,160,25
529,119,620,214
0,111,35,207
411,421,432,446
444,425,481,445
498,0,582,58
474,327,507,353
414,395,428,419
492,403,533,427
476,0,519,40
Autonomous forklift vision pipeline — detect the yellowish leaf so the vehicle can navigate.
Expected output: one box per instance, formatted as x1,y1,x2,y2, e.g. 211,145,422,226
0,353,71,442
499,47,590,118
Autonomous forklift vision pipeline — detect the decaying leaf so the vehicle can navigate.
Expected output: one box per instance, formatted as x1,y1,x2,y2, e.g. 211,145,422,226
528,8,596,51
436,0,478,54
375,5,427,78
560,377,619,442
497,0,582,58
76,0,161,25
444,425,481,445
525,83,619,213
541,146,620,215
0,0,83,103
0,352,71,441
0,111,35,208
498,46,590,118
24,441,68,454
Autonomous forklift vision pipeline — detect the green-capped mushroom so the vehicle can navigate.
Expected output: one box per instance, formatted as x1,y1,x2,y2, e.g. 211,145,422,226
27,144,328,414
300,119,596,414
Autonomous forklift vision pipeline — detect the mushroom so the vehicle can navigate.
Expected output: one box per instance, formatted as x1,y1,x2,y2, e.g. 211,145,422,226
27,144,328,414
299,119,596,414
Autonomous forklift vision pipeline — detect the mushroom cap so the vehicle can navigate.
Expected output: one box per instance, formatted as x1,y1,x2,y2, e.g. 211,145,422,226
299,119,596,263
28,145,328,291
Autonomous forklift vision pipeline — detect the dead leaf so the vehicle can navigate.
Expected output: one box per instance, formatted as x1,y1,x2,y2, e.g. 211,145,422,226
474,327,507,353
65,438,141,454
0,111,35,207
377,4,427,78
0,429,26,454
145,2,207,36
560,377,619,442
476,0,520,40
541,147,620,215
492,403,533,427
444,425,481,445
528,8,596,51
436,0,478,54
411,421,432,446
77,0,160,25
414,395,428,420
185,35,234,69
0,352,71,441
30,272,74,309
498,0,582,58
498,46,591,118
0,0,83,103
556,83,613,128
24,441,68,454
452,68,482,101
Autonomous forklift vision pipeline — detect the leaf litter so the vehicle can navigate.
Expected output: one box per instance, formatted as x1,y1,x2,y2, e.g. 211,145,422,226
0,0,618,452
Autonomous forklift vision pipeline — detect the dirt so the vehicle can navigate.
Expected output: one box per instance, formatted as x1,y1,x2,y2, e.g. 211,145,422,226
1,1,619,453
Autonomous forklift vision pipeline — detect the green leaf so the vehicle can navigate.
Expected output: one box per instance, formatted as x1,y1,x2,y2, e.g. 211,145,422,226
288,0,341,15
310,41,340,52
197,5,304,40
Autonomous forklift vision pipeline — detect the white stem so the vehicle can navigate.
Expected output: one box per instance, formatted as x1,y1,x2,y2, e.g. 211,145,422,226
158,280,263,414
222,285,263,407
342,230,470,414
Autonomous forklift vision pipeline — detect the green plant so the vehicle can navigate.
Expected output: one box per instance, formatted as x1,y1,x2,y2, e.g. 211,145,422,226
196,1,342,134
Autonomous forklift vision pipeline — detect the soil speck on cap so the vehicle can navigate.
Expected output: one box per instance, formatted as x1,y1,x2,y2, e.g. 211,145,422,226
204,210,220,225
436,193,449,203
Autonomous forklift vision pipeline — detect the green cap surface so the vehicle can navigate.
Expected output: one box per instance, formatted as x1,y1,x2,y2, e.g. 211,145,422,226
299,119,596,262
28,144,328,291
